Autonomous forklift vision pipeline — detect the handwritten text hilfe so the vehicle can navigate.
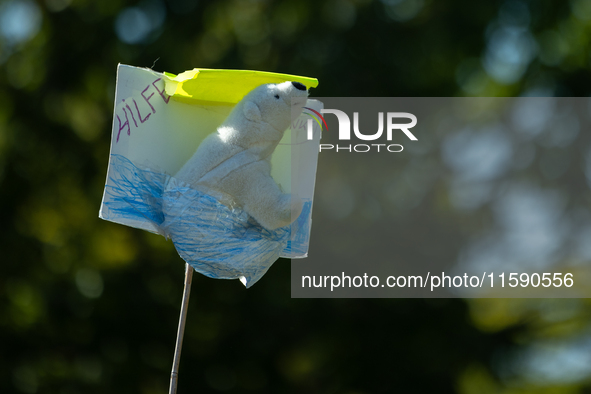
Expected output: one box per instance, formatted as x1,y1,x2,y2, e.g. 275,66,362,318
116,77,169,143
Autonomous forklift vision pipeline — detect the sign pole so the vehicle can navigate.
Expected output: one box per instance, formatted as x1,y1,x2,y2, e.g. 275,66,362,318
169,263,194,394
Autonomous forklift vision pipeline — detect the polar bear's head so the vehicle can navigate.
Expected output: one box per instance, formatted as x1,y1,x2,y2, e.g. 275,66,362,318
220,81,309,149
241,81,309,132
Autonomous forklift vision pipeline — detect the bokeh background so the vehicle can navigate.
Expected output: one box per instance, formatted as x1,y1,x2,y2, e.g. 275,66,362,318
1,0,591,393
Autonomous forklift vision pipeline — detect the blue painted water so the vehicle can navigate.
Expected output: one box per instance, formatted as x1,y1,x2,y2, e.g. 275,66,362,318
102,154,311,287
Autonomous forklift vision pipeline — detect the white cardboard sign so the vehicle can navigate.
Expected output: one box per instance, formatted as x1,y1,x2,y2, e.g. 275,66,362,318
99,64,321,285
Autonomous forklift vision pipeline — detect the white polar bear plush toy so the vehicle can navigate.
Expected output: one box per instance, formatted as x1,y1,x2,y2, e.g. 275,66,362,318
174,81,309,230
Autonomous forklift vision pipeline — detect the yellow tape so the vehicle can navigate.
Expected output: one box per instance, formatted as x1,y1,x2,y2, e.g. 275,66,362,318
163,68,319,105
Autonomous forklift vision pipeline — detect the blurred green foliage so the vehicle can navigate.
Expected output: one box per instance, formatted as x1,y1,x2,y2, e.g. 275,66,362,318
1,0,591,393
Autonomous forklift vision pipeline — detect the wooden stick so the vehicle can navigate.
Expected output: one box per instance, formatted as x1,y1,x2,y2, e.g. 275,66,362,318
169,263,194,394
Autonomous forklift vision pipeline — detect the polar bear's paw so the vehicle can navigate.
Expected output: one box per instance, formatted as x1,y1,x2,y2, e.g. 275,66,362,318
246,193,302,231
290,193,303,221
271,193,302,229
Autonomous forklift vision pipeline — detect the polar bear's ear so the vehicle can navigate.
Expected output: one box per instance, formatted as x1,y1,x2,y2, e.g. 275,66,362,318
243,101,262,122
